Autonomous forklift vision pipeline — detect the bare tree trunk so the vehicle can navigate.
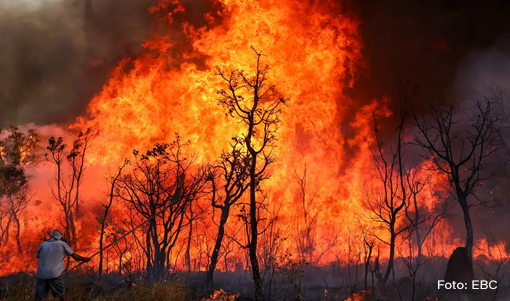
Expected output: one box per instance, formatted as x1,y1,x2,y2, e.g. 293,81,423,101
459,197,474,259
74,147,87,218
186,220,193,273
118,253,122,275
12,212,22,253
216,48,286,301
68,206,77,245
207,207,230,284
98,219,107,280
4,217,11,246
249,156,264,301
99,159,126,282
412,194,423,266
383,232,396,284
416,230,422,266
364,241,373,291
8,199,23,253
106,250,109,275
413,100,497,261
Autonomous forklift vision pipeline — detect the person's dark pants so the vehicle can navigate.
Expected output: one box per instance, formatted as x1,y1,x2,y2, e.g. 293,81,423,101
35,276,66,299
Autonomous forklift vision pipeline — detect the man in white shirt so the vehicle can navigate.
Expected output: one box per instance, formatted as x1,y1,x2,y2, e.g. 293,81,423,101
35,230,91,301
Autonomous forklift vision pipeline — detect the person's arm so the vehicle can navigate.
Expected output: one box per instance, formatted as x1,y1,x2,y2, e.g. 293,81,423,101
63,241,91,262
70,252,91,262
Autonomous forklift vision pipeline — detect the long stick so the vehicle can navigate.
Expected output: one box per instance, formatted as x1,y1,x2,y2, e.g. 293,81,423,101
66,174,185,273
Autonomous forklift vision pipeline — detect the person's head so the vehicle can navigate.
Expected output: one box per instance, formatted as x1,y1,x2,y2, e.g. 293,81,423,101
50,229,63,240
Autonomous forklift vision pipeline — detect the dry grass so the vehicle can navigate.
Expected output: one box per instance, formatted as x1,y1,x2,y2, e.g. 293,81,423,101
96,281,188,301
0,276,188,301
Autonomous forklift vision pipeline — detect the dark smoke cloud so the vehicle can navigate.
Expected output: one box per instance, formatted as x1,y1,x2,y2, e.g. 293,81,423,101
342,0,510,113
340,0,510,163
455,35,510,98
0,0,158,128
2,0,508,128
336,0,510,245
453,36,510,244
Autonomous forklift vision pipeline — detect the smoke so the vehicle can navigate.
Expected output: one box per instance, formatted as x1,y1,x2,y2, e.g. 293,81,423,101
454,35,510,99
0,0,226,129
452,36,510,244
0,0,157,128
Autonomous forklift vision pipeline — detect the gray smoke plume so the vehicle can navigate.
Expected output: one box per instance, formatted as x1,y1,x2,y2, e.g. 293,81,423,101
0,0,157,128
0,0,224,128
452,35,510,245
454,35,510,99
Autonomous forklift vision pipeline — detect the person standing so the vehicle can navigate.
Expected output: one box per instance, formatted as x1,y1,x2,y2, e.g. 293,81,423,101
35,230,91,301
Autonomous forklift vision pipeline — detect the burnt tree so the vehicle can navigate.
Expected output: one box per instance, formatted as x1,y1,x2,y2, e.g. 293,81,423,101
98,159,128,281
413,99,497,259
488,89,510,164
46,128,95,245
217,47,288,301
364,84,414,286
117,138,207,280
291,165,335,266
401,168,450,301
483,89,510,215
404,168,450,266
206,138,250,285
184,192,207,273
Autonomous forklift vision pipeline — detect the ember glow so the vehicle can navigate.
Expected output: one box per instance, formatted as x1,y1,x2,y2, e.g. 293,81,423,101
0,0,507,289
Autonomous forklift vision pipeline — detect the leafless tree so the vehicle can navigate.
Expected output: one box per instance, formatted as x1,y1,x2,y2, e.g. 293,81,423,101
0,203,9,246
98,159,128,281
46,128,96,245
107,224,143,286
185,200,207,273
345,227,363,296
216,47,288,301
294,164,320,264
108,225,129,275
117,137,207,280
258,198,286,277
119,209,148,276
364,83,415,286
399,168,450,301
474,231,510,301
206,138,250,284
413,99,498,259
487,88,510,163
360,223,376,292
482,88,510,215
6,186,32,253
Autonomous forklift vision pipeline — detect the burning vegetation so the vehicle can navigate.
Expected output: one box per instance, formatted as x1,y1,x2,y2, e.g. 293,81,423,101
1,0,510,300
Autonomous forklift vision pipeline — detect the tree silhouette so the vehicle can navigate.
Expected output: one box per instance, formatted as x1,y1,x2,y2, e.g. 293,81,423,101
207,137,250,285
216,47,288,300
117,137,207,280
413,99,497,259
0,126,38,252
46,128,96,246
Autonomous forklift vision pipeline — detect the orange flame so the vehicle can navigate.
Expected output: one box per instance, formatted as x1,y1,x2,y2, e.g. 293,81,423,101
1,0,504,277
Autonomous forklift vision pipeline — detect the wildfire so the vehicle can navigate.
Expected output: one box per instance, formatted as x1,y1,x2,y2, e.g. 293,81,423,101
202,289,238,301
1,0,500,280
74,0,365,266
